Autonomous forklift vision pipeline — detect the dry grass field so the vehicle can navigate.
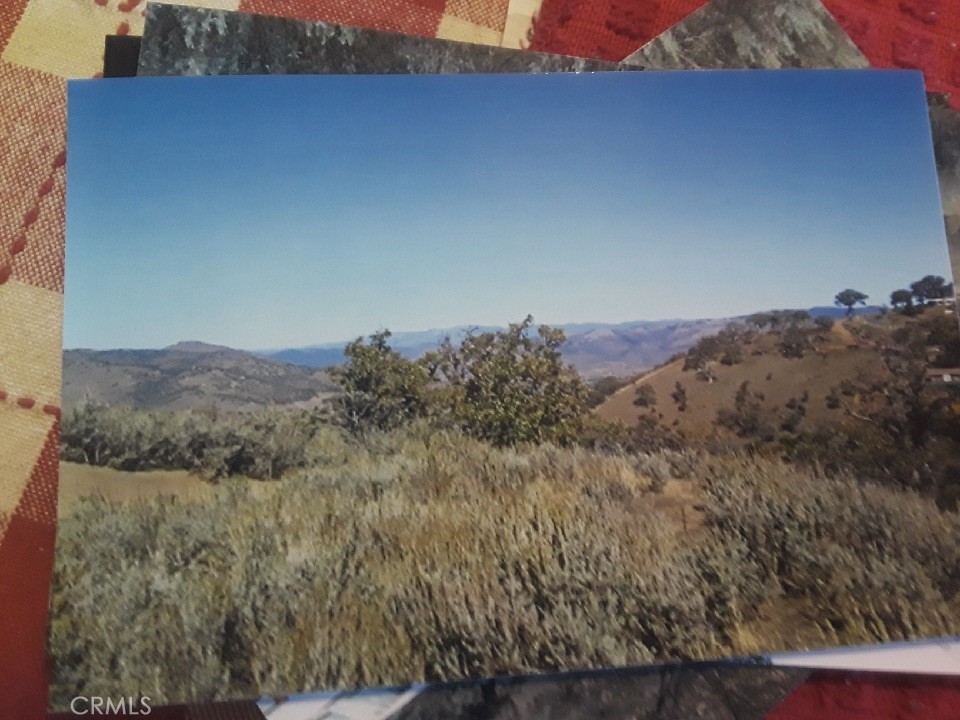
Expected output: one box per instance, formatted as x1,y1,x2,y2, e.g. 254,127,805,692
50,422,960,707
58,463,213,515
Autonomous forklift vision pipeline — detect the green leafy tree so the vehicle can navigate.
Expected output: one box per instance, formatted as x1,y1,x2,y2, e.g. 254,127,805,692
834,289,869,317
331,330,430,434
890,289,913,311
717,324,749,365
422,316,589,447
683,335,721,371
766,312,786,332
910,275,951,305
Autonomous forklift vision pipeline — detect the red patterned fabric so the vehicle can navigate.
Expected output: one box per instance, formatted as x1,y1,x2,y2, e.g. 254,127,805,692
768,670,960,720
0,0,29,54
238,0,510,36
528,0,706,61
443,0,509,31
0,55,65,720
238,0,445,36
0,424,59,720
823,0,960,103
528,0,960,109
0,63,66,292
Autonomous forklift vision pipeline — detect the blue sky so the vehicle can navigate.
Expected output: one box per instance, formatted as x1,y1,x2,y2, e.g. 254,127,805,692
65,70,952,350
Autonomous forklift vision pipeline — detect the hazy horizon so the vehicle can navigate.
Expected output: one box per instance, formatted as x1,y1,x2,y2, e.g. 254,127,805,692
63,303,910,353
62,315,728,352
66,71,953,350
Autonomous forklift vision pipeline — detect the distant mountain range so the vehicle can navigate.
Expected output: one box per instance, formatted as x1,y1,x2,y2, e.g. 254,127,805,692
261,325,507,369
65,307,882,411
258,308,883,377
259,318,736,377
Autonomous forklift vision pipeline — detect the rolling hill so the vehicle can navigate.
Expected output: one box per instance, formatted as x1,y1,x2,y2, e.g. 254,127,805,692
595,308,956,444
64,307,897,413
597,329,882,436
63,318,735,413
63,341,338,412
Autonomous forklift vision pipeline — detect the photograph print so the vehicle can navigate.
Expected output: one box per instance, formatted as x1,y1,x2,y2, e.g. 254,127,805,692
53,70,960,708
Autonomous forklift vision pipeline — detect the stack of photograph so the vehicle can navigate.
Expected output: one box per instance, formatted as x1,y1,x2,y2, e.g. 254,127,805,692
44,6,960,719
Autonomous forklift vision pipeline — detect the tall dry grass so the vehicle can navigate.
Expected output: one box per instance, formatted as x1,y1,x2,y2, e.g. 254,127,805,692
49,422,960,707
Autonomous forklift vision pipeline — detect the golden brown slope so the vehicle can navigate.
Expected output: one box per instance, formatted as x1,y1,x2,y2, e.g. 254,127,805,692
596,318,892,442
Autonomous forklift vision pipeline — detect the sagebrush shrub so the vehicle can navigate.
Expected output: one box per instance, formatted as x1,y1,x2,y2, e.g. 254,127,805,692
60,403,322,479
50,429,960,708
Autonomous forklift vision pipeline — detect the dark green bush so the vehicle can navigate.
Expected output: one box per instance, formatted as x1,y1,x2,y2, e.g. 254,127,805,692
423,317,590,447
330,329,431,435
633,384,658,407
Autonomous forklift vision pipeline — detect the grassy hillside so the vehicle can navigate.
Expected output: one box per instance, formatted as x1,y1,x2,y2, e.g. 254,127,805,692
63,343,338,412
50,423,960,707
597,321,886,436
595,307,960,510
51,306,960,707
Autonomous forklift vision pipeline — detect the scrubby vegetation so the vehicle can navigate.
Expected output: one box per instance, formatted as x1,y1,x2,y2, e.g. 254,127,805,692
50,425,960,706
785,310,959,508
632,384,657,408
586,375,638,408
53,296,960,707
60,403,323,480
703,455,960,643
655,289,960,509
